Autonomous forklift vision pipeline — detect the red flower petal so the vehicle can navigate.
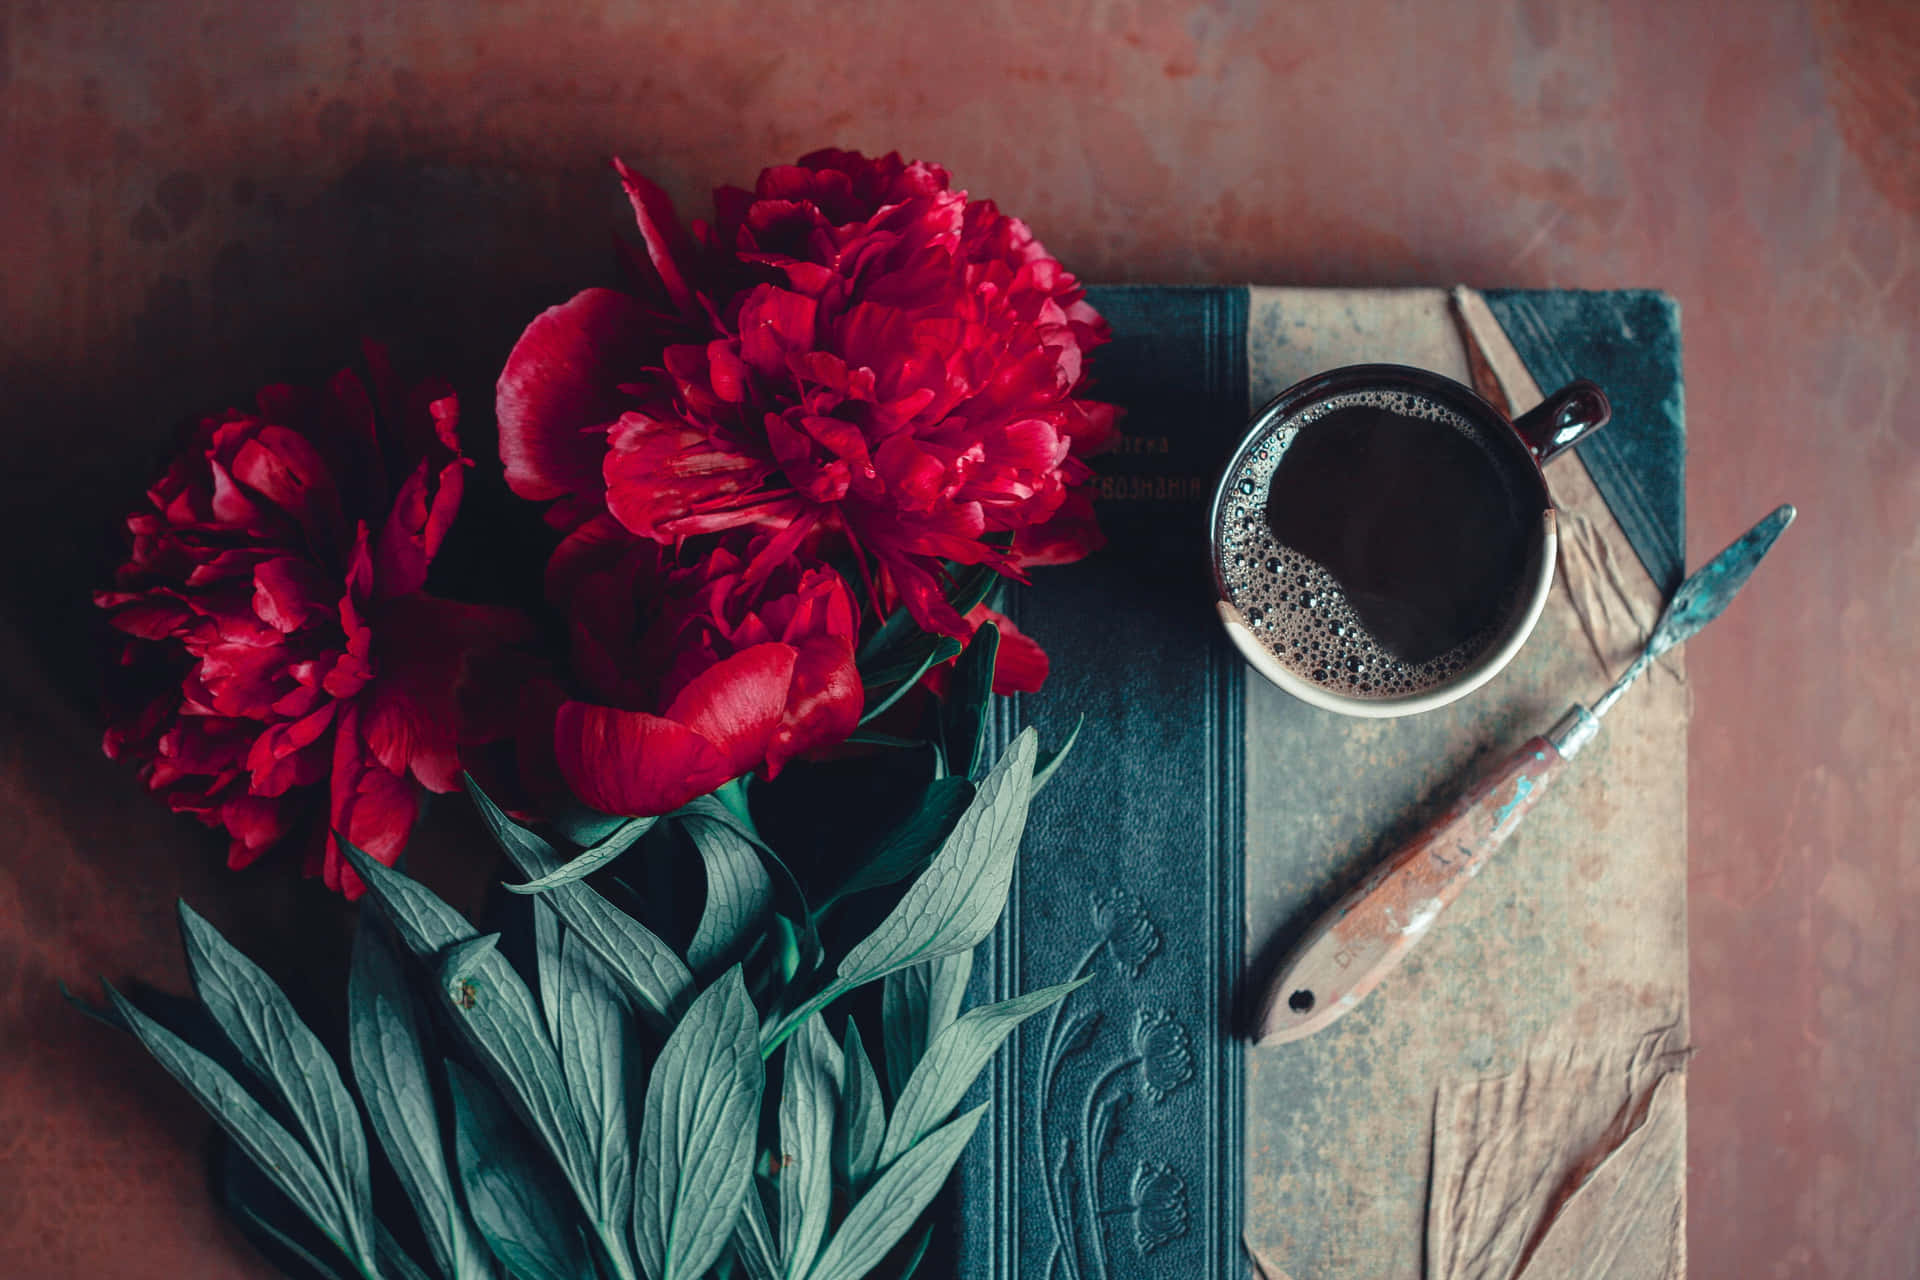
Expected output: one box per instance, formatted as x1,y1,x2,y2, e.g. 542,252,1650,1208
553,701,734,817
230,423,346,549
763,635,861,776
614,157,696,315
973,605,1049,694
373,453,467,600
252,557,332,633
222,794,295,870
662,643,798,778
497,287,656,502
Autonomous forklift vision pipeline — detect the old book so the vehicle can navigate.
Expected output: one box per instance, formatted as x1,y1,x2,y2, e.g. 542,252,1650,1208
950,285,1689,1280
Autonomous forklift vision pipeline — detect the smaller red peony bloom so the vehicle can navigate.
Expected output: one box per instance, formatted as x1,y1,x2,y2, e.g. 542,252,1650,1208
97,346,532,896
497,150,1115,656
541,518,862,817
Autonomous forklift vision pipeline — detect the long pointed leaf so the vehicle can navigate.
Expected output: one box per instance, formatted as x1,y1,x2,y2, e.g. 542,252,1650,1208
557,933,634,1233
803,1107,988,1280
534,900,565,1046
834,1022,884,1194
760,731,1037,1059
878,979,1086,1169
879,952,971,1102
936,621,998,780
777,1015,840,1279
822,780,974,911
376,1222,439,1280
462,787,693,1024
503,816,656,894
349,920,494,1280
105,984,351,1255
635,968,764,1280
732,1186,780,1280
448,1062,594,1280
434,936,598,1211
835,729,1036,990
681,814,773,976
342,841,477,957
1030,715,1083,798
177,903,375,1263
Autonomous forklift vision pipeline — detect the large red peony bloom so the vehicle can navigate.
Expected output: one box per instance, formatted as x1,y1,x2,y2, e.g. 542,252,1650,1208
97,347,531,896
496,150,1117,642
538,518,862,816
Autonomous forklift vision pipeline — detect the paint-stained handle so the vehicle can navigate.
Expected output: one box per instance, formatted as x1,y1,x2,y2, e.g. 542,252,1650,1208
1255,736,1565,1045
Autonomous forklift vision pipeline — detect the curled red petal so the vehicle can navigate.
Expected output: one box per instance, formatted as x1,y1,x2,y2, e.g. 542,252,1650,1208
324,702,420,898
662,643,798,778
763,635,862,777
614,157,696,315
973,605,1049,694
554,701,734,817
497,287,656,502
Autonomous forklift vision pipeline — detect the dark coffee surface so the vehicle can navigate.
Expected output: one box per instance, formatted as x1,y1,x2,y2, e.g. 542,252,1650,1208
1264,403,1527,664
1215,387,1534,699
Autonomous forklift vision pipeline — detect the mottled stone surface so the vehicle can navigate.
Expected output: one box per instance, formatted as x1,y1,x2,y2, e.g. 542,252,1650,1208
1,1,1915,1276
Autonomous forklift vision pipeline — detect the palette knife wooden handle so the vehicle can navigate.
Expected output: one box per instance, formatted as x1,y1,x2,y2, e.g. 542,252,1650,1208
1253,712,1590,1046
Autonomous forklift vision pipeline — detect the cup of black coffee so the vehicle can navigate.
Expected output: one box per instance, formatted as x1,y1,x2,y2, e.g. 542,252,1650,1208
1210,364,1610,717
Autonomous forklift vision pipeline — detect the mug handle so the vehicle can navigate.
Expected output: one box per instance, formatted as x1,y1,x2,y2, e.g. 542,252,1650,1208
1513,380,1611,464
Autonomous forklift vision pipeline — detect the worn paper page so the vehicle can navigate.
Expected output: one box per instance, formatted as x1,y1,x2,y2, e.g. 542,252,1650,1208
1240,288,1688,1280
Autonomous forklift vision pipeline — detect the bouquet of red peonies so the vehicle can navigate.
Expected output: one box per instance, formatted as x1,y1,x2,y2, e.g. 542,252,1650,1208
78,150,1115,1280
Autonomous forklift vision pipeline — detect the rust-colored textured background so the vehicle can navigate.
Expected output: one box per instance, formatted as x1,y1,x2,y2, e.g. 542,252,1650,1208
2,1,1915,1276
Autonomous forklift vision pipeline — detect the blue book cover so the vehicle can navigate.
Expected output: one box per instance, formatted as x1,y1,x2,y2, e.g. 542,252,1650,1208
947,285,1686,1280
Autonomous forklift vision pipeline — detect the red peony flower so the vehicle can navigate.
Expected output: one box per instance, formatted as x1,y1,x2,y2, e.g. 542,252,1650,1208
97,346,532,896
496,150,1116,648
539,518,862,816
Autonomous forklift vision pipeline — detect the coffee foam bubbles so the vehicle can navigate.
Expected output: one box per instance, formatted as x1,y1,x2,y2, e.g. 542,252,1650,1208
1216,388,1510,700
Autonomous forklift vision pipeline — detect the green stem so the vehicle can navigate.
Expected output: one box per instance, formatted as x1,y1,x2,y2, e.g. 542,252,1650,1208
759,979,848,1059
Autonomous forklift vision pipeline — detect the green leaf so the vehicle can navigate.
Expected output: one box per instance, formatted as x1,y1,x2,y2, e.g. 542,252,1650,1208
176,903,375,1265
448,1061,594,1280
226,1194,352,1280
858,637,963,725
759,730,1036,1059
342,841,478,959
835,729,1036,990
349,919,493,1280
731,1186,780,1280
777,1015,840,1280
880,952,972,1103
464,787,693,1025
434,937,597,1215
551,805,629,848
503,816,657,895
878,978,1086,1169
376,1222,439,1280
556,933,633,1233
892,1222,935,1280
104,983,353,1258
681,814,774,976
1030,714,1083,798
533,900,564,1045
676,795,819,973
822,779,975,911
634,968,765,1280
804,1106,988,1280
834,1021,884,1194
216,1135,359,1280
937,621,999,780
